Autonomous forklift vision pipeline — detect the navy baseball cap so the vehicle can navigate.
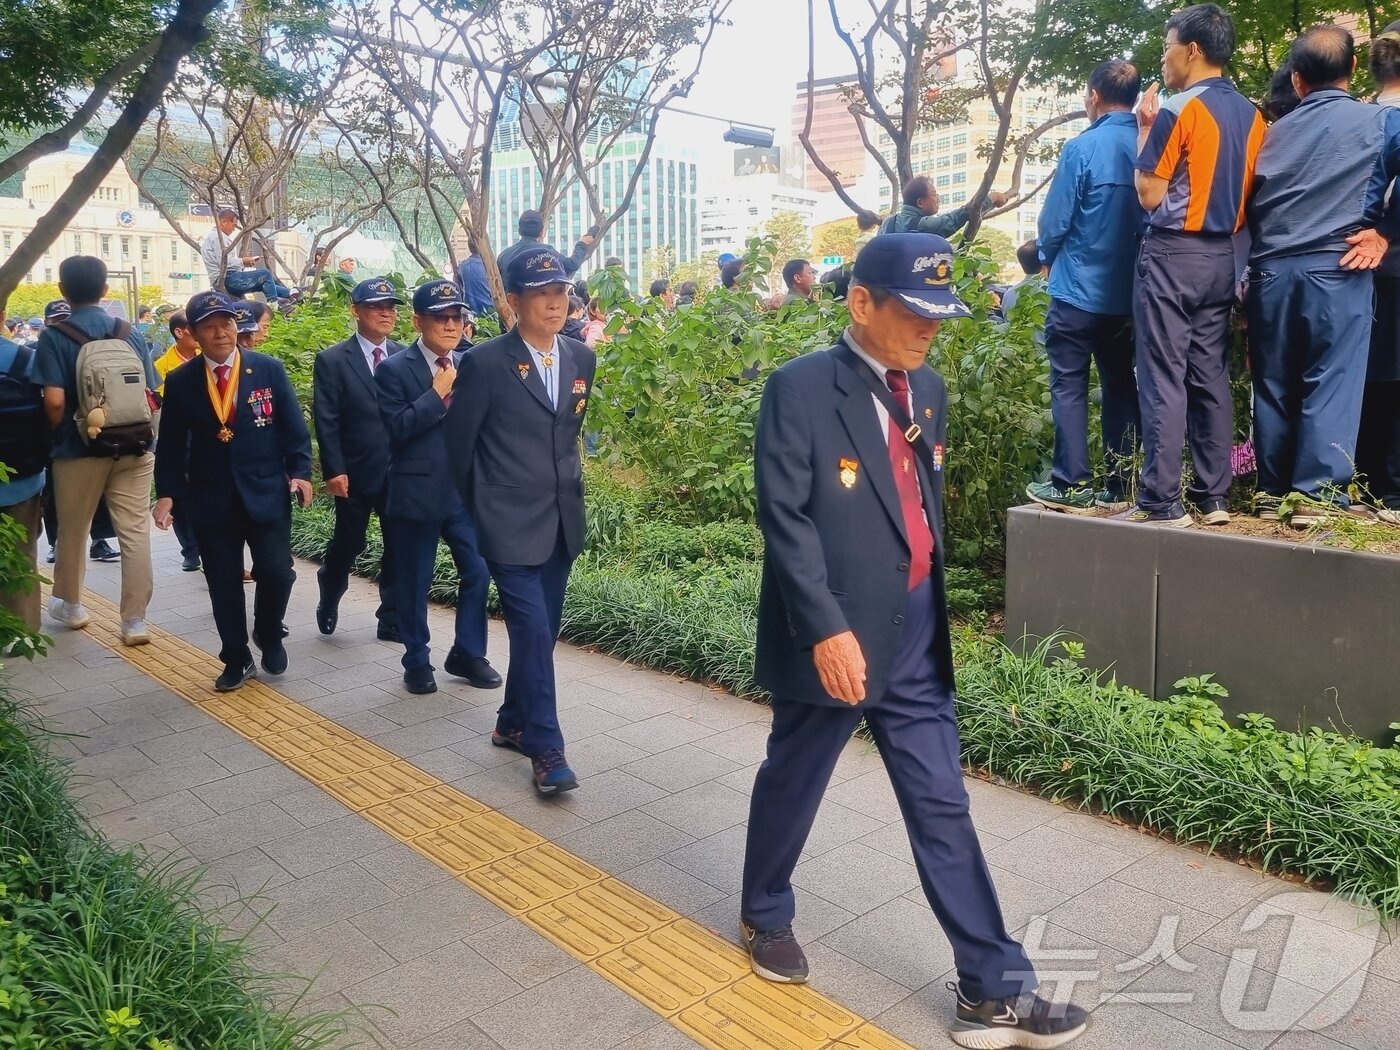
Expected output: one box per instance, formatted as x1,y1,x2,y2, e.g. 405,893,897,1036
852,233,971,320
352,277,404,306
43,300,71,324
411,279,467,314
505,248,571,294
26,316,42,328
185,290,240,327
232,303,258,333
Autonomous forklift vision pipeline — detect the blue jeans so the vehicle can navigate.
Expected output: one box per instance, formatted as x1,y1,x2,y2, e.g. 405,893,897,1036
225,268,292,300
1045,300,1139,495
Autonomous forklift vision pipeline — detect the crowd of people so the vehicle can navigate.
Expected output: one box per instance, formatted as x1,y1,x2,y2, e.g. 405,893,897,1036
1024,8,1400,529
1,9,1397,1047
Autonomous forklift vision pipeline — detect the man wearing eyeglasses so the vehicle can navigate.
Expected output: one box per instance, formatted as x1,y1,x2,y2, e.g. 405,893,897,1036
375,279,500,696
1127,3,1264,528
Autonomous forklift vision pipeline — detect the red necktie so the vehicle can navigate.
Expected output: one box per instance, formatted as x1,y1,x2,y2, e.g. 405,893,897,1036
885,369,933,591
372,345,384,371
436,355,451,407
215,364,230,397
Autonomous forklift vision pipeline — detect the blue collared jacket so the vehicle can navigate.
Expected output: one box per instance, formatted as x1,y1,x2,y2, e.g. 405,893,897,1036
1037,111,1144,316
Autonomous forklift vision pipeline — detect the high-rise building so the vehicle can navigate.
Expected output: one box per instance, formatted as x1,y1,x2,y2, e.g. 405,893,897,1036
485,134,700,286
789,77,868,190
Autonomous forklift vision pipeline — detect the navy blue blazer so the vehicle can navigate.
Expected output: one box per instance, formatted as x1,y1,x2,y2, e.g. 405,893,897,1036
155,350,312,526
445,329,596,565
312,335,404,499
376,340,461,523
753,339,955,707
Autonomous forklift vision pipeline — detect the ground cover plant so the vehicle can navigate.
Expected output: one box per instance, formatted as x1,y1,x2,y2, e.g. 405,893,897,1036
0,692,361,1049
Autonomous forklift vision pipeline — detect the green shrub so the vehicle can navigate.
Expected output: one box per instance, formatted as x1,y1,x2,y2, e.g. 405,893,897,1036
0,695,359,1049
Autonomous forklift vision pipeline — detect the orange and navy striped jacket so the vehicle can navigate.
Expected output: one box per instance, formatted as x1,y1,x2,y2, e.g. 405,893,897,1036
1136,76,1266,235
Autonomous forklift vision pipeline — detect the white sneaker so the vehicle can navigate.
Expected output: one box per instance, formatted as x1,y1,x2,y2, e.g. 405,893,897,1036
47,597,91,629
121,619,151,646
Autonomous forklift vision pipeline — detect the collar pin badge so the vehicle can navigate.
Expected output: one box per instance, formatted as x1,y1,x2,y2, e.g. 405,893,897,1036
517,361,531,380
839,457,858,489
923,407,933,419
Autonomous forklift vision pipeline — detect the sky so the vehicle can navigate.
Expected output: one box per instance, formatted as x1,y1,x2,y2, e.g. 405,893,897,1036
657,0,868,164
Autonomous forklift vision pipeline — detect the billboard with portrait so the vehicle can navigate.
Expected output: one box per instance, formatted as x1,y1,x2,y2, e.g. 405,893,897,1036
733,146,782,177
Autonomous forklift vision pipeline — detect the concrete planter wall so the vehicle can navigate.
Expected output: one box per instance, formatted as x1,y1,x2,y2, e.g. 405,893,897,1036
1004,504,1400,742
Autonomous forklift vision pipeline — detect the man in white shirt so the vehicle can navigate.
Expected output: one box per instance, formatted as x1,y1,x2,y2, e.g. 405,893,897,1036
201,209,294,303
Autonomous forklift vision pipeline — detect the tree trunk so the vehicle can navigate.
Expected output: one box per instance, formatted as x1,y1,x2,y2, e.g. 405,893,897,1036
0,0,221,308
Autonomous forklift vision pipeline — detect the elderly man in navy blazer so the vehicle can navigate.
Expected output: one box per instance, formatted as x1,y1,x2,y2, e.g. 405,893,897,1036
153,290,312,692
445,248,596,796
312,277,406,640
741,235,1088,1049
375,279,499,696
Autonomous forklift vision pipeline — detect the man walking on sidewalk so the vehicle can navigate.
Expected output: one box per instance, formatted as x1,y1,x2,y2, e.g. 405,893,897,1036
32,256,158,645
741,234,1088,1049
152,291,312,692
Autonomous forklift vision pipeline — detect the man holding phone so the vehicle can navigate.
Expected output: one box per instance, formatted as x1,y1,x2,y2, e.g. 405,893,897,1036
152,290,312,692
201,209,295,304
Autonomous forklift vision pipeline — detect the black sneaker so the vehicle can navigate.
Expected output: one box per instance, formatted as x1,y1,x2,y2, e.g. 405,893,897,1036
444,647,503,688
740,921,809,984
531,748,578,795
947,981,1088,1049
376,622,402,643
214,660,256,692
1114,503,1192,528
258,639,288,676
90,539,119,562
181,554,201,572
1189,497,1230,526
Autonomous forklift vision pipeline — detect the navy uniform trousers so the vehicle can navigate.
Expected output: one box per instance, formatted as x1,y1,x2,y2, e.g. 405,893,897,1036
742,579,1035,1002
1247,252,1375,503
318,489,397,631
487,526,573,758
1133,229,1237,512
383,492,489,673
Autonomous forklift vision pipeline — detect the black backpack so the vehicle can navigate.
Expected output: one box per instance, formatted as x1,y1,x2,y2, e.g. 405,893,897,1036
0,341,50,479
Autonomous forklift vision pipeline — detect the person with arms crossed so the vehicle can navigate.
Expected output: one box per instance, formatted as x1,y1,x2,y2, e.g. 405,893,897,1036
741,234,1088,1049
313,278,406,640
446,248,596,796
152,291,312,692
375,280,499,696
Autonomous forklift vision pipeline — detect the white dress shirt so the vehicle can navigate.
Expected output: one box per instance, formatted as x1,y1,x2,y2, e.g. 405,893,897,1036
842,330,913,444
523,335,561,408
355,332,388,373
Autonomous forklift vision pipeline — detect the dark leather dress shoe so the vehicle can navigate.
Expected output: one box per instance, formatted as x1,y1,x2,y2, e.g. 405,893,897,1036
404,666,437,694
376,622,402,643
181,554,200,572
444,648,502,689
316,603,338,636
214,660,256,692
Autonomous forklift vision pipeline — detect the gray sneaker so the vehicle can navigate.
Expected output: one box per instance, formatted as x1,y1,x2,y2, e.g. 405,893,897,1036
1026,481,1095,514
740,921,809,984
1094,490,1131,512
948,981,1088,1048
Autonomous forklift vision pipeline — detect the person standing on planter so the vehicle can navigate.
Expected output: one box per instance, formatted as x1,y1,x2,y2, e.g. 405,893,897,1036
1352,22,1400,524
1128,3,1264,528
376,280,500,697
312,278,406,640
445,249,596,797
1026,60,1145,515
741,234,1088,1049
1245,25,1400,527
152,291,312,692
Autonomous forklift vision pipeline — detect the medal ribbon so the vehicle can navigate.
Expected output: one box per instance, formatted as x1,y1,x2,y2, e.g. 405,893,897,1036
204,350,241,438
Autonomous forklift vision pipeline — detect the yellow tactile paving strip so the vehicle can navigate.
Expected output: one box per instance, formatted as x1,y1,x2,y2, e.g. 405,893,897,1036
74,589,917,1050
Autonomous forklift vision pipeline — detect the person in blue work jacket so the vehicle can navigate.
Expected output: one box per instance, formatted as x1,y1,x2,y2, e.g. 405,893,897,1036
1245,24,1400,527
1026,60,1146,514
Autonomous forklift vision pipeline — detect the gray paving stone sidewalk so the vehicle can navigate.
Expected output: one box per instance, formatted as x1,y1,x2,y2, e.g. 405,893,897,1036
9,527,1398,1050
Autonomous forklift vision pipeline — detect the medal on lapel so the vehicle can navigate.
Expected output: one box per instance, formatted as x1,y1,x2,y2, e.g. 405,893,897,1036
924,408,933,419
933,444,945,471
205,349,241,443
839,457,858,489
517,362,531,381
572,378,587,396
